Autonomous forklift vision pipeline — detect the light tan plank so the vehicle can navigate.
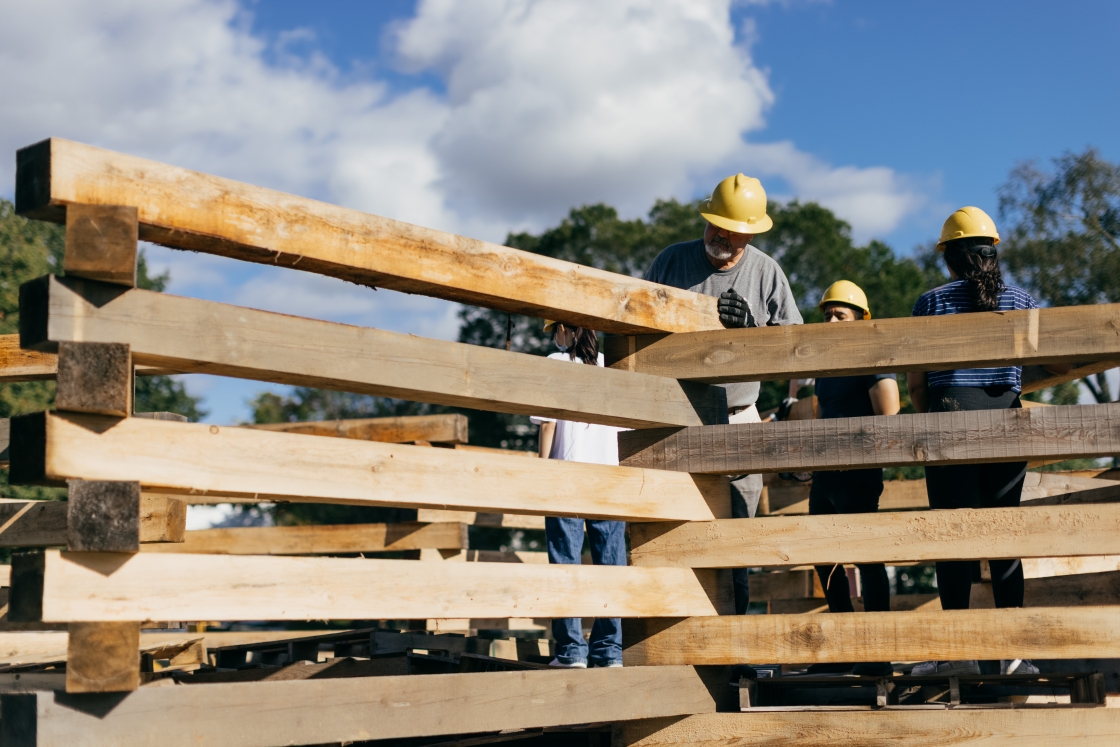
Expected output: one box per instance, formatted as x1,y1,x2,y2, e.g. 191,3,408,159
20,412,727,522
416,509,546,529
622,607,1120,665
25,550,724,622
18,138,721,335
0,501,67,548
140,522,468,555
606,304,1120,382
245,414,469,444
1022,359,1120,394
629,504,1120,568
0,334,57,382
1024,555,1120,579
619,404,1120,474
25,275,725,429
616,710,1120,747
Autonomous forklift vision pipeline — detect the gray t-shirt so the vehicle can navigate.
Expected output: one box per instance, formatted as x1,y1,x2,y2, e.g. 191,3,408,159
644,239,803,407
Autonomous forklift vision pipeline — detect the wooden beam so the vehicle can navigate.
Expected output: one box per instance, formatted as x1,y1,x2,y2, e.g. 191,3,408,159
416,509,546,529
140,522,468,555
65,621,139,693
615,710,1120,747
1022,359,1119,394
65,480,141,552
618,403,1120,474
0,336,56,382
622,607,1120,666
0,497,184,549
972,570,1120,608
605,304,1120,383
22,275,726,429
245,414,469,444
53,341,131,417
748,570,821,601
16,138,722,335
11,411,728,522
1023,555,1120,579
14,550,728,622
629,504,1120,568
63,204,138,286
1,666,724,747
419,549,550,563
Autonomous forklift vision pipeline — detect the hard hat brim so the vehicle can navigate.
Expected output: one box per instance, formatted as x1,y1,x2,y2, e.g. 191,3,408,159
701,212,773,236
935,234,1002,252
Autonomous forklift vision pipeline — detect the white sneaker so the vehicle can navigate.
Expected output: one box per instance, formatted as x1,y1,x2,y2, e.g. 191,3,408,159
910,660,981,676
1001,659,1039,675
593,661,623,668
548,658,587,668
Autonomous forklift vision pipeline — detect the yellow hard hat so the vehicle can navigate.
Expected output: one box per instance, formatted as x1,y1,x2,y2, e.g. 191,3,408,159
699,174,773,235
819,280,871,320
543,320,557,332
937,206,1000,251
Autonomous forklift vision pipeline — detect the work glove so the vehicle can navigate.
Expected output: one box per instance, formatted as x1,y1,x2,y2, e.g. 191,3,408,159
718,290,749,328
776,397,798,421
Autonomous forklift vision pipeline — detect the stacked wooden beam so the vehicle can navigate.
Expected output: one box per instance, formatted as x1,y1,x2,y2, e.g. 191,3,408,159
2,138,1119,746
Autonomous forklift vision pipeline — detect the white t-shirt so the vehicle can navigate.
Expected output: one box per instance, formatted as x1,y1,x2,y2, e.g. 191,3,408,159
530,352,625,466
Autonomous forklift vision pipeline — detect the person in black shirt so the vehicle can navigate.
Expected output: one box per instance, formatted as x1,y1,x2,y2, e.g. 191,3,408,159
807,281,900,676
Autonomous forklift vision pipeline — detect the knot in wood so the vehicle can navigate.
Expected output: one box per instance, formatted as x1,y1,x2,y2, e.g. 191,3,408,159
209,426,219,435
788,623,826,651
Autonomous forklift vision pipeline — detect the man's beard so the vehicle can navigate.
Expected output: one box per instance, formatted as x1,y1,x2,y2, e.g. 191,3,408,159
705,238,735,261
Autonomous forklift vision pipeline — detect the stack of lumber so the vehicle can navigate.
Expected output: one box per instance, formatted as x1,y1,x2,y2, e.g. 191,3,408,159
0,138,1118,745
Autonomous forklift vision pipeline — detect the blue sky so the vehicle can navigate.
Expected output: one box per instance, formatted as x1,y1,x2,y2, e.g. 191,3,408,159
3,0,1117,423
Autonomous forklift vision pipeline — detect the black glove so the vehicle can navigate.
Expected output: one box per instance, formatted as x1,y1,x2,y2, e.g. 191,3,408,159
718,290,748,328
777,397,798,421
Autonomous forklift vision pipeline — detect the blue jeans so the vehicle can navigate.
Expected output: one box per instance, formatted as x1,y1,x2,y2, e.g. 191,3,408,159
546,517,626,666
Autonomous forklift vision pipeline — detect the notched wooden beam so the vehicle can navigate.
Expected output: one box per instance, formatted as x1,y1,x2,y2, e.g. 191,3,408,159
66,621,141,693
66,480,142,552
55,341,132,417
64,204,139,287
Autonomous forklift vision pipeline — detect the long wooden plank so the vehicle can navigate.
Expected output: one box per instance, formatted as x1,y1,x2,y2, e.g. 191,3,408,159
245,414,469,444
628,504,1120,568
139,522,468,555
16,138,721,335
1024,556,1120,579
416,508,547,530
0,499,185,549
606,304,1120,383
618,404,1120,474
0,666,722,747
13,412,728,522
22,275,725,429
616,710,1120,747
14,550,726,622
1022,359,1119,394
0,335,56,382
622,607,1120,666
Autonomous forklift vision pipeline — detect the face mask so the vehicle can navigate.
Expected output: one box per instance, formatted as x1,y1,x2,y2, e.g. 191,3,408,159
555,340,569,352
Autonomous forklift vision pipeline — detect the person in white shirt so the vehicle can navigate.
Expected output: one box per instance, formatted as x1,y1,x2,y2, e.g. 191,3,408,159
531,320,626,668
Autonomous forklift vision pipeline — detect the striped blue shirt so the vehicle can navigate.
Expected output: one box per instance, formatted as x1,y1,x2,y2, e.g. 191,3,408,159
912,280,1038,391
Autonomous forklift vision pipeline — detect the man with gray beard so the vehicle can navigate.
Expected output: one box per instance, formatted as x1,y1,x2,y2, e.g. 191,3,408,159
644,174,802,655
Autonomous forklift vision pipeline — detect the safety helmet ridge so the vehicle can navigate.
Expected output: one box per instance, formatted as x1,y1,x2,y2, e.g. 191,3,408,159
819,280,871,320
699,174,774,235
937,206,1000,251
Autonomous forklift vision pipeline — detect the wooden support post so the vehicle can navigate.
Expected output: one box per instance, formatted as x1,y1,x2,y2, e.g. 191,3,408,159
615,711,1120,747
63,204,138,286
66,480,141,552
12,411,729,522
65,621,140,693
622,607,1120,666
53,341,131,417
21,274,727,429
619,403,1120,474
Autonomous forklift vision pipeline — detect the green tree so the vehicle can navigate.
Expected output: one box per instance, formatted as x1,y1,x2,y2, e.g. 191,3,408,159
999,147,1120,404
0,199,205,498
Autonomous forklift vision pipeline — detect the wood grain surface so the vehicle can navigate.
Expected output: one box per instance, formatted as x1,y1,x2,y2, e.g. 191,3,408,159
245,414,469,444
139,521,469,555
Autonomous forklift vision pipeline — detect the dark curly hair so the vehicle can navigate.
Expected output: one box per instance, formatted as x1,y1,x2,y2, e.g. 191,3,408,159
943,237,1005,312
554,325,600,365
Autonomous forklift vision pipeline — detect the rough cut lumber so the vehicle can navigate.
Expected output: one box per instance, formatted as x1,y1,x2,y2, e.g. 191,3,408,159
622,607,1120,666
12,550,728,622
63,204,138,286
11,411,728,522
971,570,1120,608
618,403,1120,474
0,566,10,586
615,710,1120,747
629,504,1120,568
605,304,1120,383
0,336,56,382
1022,359,1119,394
0,496,184,549
53,342,132,417
0,666,723,747
16,138,722,335
22,275,726,429
140,522,468,555
65,480,141,552
1023,555,1120,579
65,621,139,693
416,509,546,530
245,414,469,444
748,570,821,601
0,631,203,669
419,548,551,563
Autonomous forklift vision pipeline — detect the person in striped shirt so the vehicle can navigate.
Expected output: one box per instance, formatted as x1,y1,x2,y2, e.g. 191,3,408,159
906,206,1070,678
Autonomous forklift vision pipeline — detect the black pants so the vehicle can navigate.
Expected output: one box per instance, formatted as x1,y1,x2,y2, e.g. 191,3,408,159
809,469,891,613
924,386,1027,610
